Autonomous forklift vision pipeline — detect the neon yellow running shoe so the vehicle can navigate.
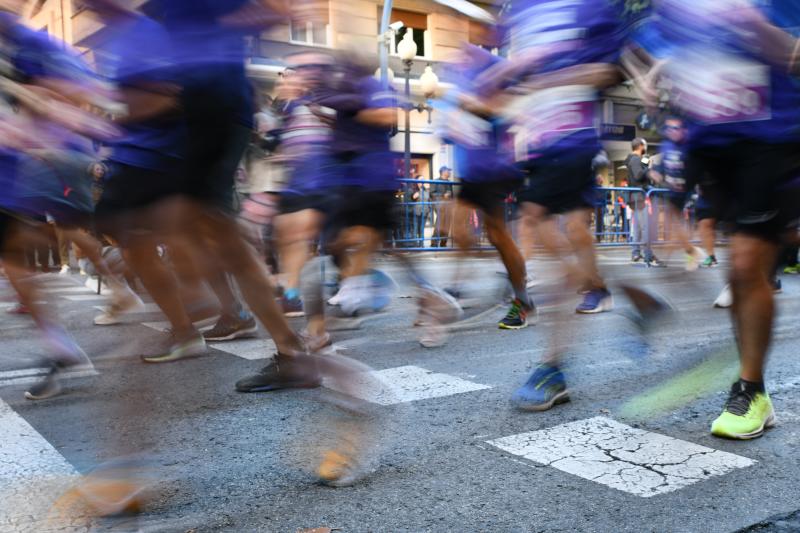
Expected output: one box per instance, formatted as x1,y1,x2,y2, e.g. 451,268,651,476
711,382,776,440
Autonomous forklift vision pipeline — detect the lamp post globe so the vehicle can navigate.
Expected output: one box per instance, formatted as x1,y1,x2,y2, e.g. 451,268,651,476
420,65,439,97
397,30,418,61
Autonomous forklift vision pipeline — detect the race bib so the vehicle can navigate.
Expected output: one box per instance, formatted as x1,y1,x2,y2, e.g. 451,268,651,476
668,50,771,125
505,85,596,150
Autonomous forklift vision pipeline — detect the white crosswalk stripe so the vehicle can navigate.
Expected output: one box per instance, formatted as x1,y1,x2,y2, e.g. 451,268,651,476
209,338,275,360
324,365,492,405
0,398,83,532
487,416,755,497
61,294,110,302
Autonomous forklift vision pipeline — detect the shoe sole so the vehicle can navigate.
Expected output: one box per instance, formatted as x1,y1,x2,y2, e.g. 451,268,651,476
24,383,63,401
513,390,571,412
498,322,528,330
204,326,259,342
576,297,614,314
94,317,122,326
712,412,776,440
141,349,207,364
284,311,305,318
236,380,322,393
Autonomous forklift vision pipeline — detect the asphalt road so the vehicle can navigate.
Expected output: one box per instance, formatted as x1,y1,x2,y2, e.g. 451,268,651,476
1,248,799,533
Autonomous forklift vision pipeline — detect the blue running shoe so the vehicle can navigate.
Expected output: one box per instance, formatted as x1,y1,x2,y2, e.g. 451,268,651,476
575,288,613,314
510,364,570,411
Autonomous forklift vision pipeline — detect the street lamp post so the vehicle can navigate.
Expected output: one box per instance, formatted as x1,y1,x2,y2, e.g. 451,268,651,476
397,31,417,180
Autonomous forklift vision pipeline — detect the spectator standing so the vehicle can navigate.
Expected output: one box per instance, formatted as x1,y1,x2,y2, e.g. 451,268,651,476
411,175,430,246
431,165,454,247
625,138,662,266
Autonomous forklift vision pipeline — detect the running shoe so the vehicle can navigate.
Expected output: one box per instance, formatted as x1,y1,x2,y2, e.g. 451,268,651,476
93,288,145,326
141,331,206,363
339,276,392,316
630,254,643,264
510,363,570,411
300,330,333,354
713,284,733,308
417,287,463,347
646,257,666,268
317,443,375,487
772,278,782,294
702,255,718,268
783,265,800,275
203,313,258,341
576,288,613,314
685,247,705,272
6,302,30,314
235,353,321,392
711,381,776,439
24,366,63,400
58,264,71,275
498,298,531,330
25,349,94,401
327,287,347,306
281,296,304,318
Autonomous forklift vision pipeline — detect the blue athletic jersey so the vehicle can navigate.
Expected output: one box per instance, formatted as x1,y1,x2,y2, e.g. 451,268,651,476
502,0,625,157
655,140,687,194
653,0,800,146
437,46,519,183
94,14,185,170
0,14,96,210
154,0,260,126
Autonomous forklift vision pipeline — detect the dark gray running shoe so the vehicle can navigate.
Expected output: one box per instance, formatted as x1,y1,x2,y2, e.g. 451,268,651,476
235,353,321,393
203,314,258,341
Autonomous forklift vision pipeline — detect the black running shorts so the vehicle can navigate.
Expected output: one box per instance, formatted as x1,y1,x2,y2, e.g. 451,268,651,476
685,142,800,239
516,150,597,215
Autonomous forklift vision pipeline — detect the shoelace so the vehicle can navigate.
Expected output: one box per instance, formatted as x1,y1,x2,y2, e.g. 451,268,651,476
505,302,523,320
726,385,756,416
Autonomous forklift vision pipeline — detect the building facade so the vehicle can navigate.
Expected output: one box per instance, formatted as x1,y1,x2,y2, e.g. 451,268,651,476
24,0,654,184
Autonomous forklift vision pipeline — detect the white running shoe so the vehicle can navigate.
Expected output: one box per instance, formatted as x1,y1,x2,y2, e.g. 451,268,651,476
713,284,733,308
94,286,145,326
58,265,71,275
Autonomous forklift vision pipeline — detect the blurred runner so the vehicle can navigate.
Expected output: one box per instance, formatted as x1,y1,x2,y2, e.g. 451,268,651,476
436,43,534,330
0,0,118,400
648,0,800,439
475,0,622,411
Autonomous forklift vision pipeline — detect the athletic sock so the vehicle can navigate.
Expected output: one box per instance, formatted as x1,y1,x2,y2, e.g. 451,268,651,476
738,378,765,394
512,285,533,309
285,287,300,301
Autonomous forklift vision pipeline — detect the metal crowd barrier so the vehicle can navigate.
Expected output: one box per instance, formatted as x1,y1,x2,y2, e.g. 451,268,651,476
387,181,700,251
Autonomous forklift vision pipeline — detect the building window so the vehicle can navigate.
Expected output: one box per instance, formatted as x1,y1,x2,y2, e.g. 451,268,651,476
388,9,428,59
290,20,329,46
290,5,330,47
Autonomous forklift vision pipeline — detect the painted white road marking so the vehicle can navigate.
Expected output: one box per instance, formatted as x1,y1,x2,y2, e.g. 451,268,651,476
0,367,49,379
47,287,94,294
141,321,170,333
488,417,755,497
325,365,491,405
62,294,110,302
0,369,98,388
94,303,161,314
0,398,85,532
209,338,275,360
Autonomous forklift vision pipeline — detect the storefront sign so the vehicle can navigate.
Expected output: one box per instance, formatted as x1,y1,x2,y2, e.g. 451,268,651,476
600,123,636,141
